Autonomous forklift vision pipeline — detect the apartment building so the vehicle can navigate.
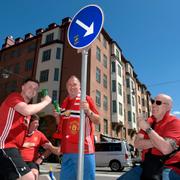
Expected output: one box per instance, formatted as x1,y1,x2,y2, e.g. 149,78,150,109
0,17,151,144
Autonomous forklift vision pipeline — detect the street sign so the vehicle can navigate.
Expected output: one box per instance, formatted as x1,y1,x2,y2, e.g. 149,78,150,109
67,4,104,49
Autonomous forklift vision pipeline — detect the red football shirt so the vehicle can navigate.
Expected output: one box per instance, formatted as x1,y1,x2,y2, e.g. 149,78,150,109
0,92,30,149
20,130,50,162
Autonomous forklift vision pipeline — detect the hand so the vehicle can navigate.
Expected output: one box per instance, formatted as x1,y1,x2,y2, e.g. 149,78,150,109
137,115,150,131
43,142,52,150
35,158,43,165
80,101,90,114
41,95,52,104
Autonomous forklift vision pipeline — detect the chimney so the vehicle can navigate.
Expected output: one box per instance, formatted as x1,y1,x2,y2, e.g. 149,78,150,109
61,17,71,25
15,37,23,44
48,23,57,29
36,28,44,35
24,33,34,40
2,36,15,48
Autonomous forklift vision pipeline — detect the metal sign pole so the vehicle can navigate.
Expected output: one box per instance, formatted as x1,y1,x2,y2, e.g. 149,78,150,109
77,49,88,180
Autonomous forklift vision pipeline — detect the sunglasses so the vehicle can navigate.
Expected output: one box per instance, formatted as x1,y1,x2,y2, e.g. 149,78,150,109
151,99,168,106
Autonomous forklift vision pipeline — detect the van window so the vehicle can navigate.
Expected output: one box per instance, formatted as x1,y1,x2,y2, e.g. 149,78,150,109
95,143,122,152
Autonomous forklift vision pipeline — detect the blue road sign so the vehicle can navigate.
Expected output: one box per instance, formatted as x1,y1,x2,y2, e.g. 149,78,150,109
67,4,104,49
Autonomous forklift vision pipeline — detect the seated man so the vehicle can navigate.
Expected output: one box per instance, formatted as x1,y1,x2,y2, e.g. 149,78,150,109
117,94,180,180
20,114,60,180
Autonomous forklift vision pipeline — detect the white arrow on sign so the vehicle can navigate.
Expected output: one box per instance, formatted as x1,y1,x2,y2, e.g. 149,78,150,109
76,19,94,37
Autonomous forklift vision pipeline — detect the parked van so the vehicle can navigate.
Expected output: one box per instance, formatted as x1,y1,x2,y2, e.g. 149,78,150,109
95,141,132,171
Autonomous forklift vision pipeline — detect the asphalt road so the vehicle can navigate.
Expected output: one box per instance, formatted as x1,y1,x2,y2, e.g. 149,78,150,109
39,163,130,179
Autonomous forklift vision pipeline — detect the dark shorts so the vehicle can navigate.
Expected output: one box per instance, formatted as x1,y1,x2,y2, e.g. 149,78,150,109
0,148,31,180
26,161,39,171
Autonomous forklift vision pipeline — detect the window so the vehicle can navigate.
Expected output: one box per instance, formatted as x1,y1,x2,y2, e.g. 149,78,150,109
126,78,130,88
54,68,59,81
142,98,145,106
112,61,116,72
128,111,132,122
27,43,36,52
45,33,54,43
42,49,51,62
96,46,101,61
103,95,108,111
103,74,107,88
103,36,107,48
116,49,120,60
96,67,101,83
40,69,49,82
14,63,20,74
132,96,135,106
118,64,121,77
95,124,101,132
138,95,141,104
118,83,122,95
112,100,117,113
52,90,58,101
103,54,107,68
96,90,101,107
25,59,33,71
133,113,135,122
56,48,61,60
127,94,131,104
112,80,116,92
119,102,122,115
104,119,108,134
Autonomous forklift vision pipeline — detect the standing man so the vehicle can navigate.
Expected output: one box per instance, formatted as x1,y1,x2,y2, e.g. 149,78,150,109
54,75,100,180
20,114,60,180
0,78,52,180
117,94,180,180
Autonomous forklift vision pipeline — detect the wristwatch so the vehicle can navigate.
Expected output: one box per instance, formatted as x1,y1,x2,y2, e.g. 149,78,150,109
145,127,153,134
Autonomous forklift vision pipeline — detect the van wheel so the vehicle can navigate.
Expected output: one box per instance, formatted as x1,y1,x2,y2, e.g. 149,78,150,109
110,160,124,172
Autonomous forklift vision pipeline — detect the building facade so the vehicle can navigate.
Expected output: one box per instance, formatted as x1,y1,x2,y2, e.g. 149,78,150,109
0,17,151,145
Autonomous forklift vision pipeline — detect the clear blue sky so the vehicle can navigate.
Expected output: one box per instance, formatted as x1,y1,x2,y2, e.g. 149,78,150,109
0,0,180,117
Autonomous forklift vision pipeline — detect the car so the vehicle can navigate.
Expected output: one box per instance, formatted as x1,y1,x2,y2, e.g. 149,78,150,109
95,141,132,172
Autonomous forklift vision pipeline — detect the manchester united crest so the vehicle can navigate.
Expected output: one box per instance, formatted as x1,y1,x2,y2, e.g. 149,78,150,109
69,121,79,134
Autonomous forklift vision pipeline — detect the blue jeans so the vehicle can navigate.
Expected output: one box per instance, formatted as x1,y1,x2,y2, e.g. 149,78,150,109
60,153,95,180
117,166,180,180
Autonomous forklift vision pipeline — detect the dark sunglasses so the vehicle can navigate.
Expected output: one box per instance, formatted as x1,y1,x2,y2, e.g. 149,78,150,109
151,99,168,106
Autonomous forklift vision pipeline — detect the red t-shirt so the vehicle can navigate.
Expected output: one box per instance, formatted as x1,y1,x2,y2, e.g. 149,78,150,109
0,92,31,149
20,130,49,162
58,94,98,154
139,113,180,174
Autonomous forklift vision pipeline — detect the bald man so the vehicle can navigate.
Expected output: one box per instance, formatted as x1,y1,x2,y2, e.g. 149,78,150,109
117,94,180,180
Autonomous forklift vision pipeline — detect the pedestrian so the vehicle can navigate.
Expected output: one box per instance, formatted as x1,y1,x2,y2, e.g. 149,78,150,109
20,114,60,180
117,94,180,180
0,78,52,180
54,75,100,180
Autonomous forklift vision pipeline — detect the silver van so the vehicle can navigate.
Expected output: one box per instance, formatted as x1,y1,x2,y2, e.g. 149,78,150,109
95,141,132,171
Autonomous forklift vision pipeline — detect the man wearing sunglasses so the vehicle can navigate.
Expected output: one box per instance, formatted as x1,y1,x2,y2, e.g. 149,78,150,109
117,94,180,180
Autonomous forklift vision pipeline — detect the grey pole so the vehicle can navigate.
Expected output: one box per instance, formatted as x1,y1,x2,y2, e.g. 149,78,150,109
77,48,88,180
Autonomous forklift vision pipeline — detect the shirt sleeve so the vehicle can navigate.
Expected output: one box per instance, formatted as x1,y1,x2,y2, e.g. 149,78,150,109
86,96,99,115
6,92,24,108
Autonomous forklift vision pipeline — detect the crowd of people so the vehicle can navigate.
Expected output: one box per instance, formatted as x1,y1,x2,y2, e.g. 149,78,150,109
0,76,179,180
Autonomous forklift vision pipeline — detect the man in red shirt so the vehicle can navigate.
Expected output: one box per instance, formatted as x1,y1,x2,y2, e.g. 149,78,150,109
117,94,180,180
0,78,52,180
20,114,60,180
54,75,100,180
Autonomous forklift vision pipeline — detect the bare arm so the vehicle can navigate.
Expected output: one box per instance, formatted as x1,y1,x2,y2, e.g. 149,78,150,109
14,96,51,116
138,116,174,155
134,133,154,150
80,100,100,124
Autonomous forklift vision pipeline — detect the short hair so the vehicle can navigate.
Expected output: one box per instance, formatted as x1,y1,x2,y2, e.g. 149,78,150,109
22,78,39,86
30,114,40,122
